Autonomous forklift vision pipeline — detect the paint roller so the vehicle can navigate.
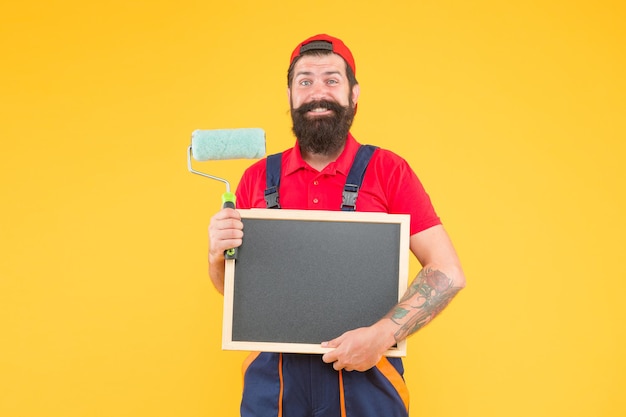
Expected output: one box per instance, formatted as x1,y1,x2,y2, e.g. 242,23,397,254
187,128,266,259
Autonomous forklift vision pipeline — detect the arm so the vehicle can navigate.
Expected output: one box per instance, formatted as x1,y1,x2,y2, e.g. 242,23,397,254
321,224,466,371
386,224,465,341
208,207,244,294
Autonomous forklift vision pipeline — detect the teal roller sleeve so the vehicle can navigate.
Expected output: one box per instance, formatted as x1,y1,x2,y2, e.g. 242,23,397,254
191,128,265,161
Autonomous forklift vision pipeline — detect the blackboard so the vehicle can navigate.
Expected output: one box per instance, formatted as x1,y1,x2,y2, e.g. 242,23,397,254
222,209,410,357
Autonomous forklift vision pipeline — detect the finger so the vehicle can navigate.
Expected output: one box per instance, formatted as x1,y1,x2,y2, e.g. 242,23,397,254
212,224,242,237
321,334,343,349
322,350,336,364
210,212,244,237
211,216,243,232
215,207,241,219
321,337,342,364
210,234,243,257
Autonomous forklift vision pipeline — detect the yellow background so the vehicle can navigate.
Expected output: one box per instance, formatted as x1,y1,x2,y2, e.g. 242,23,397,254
1,1,624,416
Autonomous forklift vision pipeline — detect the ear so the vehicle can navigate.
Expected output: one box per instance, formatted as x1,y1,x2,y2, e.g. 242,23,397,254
287,87,291,103
351,84,360,105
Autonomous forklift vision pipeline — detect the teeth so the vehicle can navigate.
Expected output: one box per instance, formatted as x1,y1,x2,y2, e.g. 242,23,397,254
311,108,328,112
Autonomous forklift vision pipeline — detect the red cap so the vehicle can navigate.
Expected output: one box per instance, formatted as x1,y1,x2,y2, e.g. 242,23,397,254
290,34,356,75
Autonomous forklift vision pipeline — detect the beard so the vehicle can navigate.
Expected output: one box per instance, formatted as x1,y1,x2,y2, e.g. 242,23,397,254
291,99,355,155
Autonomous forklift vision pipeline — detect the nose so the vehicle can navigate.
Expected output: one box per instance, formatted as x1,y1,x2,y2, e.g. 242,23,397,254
309,81,329,101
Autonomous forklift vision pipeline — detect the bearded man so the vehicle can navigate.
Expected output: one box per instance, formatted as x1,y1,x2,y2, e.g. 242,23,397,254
208,34,466,417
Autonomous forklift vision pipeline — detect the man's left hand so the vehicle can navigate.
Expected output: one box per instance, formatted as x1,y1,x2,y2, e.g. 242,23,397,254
321,322,395,372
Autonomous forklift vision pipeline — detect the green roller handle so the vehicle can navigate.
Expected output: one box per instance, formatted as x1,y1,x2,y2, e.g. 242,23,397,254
222,192,238,260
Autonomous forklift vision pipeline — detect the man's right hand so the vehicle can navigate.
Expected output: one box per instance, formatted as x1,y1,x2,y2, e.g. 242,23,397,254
208,207,244,293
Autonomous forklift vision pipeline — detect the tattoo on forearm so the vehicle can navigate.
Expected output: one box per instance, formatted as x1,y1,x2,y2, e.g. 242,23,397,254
387,267,461,342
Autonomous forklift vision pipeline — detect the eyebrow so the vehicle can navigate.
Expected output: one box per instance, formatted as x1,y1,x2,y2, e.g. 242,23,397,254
295,70,344,78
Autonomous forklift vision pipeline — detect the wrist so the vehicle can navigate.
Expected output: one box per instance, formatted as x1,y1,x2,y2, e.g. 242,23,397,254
372,319,399,351
208,249,225,266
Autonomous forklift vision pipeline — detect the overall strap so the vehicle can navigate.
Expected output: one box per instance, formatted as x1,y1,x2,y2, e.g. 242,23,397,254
341,145,378,211
264,152,282,209
264,145,378,210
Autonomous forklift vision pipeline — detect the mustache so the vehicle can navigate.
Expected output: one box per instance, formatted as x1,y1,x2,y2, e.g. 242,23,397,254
294,100,347,115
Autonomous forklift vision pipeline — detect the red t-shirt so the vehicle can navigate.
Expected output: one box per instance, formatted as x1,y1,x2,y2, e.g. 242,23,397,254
236,134,441,236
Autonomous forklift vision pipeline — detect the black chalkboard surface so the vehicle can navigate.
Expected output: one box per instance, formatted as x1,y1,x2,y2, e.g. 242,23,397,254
222,209,410,357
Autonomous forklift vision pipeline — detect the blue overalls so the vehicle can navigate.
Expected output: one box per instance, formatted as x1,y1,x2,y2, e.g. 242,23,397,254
241,145,410,417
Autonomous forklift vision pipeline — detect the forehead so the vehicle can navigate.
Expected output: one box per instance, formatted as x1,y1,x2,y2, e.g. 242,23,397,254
292,53,347,77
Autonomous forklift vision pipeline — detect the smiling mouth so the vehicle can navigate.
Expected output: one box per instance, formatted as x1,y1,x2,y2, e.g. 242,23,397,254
308,107,333,116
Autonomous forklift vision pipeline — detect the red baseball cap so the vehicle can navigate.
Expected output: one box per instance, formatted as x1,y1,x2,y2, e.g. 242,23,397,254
289,34,356,75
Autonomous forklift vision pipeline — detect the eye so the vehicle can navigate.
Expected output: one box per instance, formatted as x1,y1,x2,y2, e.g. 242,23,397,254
299,80,312,86
327,79,338,85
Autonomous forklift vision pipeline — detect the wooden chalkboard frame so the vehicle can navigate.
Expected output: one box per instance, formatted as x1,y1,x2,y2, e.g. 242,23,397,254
222,209,410,357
